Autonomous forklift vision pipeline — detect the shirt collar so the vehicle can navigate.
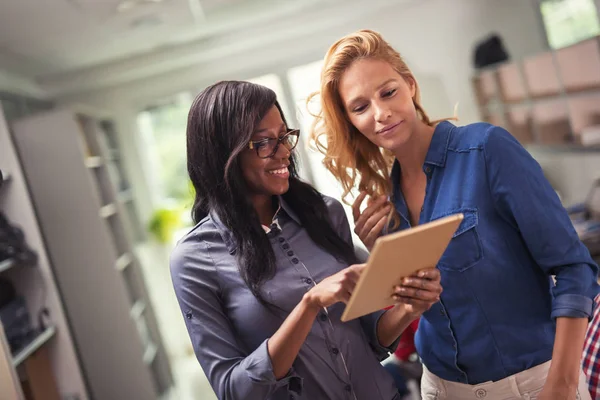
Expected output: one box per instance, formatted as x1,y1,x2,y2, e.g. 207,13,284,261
425,120,453,168
390,120,453,182
210,196,301,254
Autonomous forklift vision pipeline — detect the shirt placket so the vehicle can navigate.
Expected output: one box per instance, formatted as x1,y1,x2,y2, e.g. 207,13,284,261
272,229,357,400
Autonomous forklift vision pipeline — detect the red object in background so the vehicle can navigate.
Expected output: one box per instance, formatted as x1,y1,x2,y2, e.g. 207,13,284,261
395,319,419,361
384,305,419,361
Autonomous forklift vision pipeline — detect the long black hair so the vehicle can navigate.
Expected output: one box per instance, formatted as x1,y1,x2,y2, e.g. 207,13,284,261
186,81,357,304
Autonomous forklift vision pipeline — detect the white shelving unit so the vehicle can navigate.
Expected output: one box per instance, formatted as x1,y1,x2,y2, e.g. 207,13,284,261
11,107,173,400
0,106,88,400
472,36,600,149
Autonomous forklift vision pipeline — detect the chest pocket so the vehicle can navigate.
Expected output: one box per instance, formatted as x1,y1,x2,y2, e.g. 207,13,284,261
434,208,483,272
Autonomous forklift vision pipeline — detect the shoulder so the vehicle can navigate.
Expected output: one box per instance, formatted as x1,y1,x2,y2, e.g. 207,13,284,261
322,194,345,215
446,121,512,151
169,215,227,280
322,194,347,224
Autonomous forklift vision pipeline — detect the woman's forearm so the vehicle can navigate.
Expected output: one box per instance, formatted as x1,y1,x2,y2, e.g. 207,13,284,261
377,304,418,347
267,293,320,379
547,317,588,384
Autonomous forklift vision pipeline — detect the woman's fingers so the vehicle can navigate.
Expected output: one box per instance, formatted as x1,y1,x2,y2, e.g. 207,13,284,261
356,204,390,238
354,195,388,233
352,191,368,223
414,267,441,281
393,285,441,301
399,277,443,295
361,209,390,248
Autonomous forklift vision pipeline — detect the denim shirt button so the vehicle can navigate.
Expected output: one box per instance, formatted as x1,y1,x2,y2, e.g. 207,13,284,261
278,237,285,243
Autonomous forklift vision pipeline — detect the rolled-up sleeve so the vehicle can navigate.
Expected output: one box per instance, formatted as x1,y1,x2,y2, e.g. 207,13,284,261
483,125,600,319
324,196,399,358
170,236,301,399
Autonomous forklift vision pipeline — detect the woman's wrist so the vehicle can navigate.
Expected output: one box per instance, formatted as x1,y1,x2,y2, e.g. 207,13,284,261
302,291,322,313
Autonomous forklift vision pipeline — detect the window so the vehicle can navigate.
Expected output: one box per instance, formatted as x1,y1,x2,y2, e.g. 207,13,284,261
287,61,361,239
540,0,600,49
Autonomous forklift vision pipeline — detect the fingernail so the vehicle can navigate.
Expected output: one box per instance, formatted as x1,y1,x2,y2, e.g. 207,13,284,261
418,271,425,277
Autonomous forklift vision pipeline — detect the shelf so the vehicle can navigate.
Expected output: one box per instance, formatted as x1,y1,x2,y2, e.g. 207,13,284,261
115,252,133,271
143,342,158,365
0,258,16,273
118,189,134,203
12,326,56,367
84,156,104,168
130,300,146,320
99,203,117,218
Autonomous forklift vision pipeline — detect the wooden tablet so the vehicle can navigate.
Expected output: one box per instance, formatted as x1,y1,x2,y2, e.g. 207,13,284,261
341,214,464,322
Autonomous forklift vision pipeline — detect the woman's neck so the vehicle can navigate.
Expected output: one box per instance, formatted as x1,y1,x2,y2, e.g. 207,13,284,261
392,121,436,179
252,195,277,227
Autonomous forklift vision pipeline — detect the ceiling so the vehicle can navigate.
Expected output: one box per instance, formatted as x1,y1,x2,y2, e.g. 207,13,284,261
0,0,412,97
0,0,310,75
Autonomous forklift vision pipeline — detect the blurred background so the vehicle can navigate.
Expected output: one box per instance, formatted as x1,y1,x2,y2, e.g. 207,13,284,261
0,0,599,399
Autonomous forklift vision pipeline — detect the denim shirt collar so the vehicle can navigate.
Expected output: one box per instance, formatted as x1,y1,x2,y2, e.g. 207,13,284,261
390,121,453,182
210,196,301,254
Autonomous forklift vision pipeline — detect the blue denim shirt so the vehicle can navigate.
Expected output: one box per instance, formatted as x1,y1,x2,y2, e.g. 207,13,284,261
170,196,400,400
390,121,600,385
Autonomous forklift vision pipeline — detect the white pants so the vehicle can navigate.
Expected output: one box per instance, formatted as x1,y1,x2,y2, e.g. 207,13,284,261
421,361,592,400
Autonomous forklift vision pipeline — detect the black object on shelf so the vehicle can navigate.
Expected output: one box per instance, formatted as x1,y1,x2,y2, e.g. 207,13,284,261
0,212,38,267
473,33,510,69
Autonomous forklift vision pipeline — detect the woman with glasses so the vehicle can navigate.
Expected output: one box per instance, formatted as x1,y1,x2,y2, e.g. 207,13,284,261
170,80,443,400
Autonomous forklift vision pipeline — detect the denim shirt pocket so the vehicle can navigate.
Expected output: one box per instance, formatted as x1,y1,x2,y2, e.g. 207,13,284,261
434,208,483,272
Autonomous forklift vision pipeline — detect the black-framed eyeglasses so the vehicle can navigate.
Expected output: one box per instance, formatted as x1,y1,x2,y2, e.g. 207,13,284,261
248,129,300,159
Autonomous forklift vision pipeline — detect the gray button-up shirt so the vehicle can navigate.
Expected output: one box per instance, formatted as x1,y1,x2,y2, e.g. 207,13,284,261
170,196,401,400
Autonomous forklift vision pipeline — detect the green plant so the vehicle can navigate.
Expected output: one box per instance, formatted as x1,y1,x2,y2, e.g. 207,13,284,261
148,207,183,244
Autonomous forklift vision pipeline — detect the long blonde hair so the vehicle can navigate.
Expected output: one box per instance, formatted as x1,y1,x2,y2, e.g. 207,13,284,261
309,29,441,204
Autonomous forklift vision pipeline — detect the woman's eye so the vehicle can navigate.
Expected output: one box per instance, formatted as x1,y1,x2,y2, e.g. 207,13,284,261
352,105,367,113
382,89,397,97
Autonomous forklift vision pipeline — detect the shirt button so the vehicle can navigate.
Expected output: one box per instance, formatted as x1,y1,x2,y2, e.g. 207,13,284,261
344,384,352,392
287,251,294,256
440,309,445,316
425,167,431,173
278,237,285,243
303,277,312,284
331,348,339,355
282,243,290,250
319,313,327,321
292,258,299,264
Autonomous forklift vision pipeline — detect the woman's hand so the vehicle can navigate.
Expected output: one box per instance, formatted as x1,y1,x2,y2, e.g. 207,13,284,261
305,264,366,309
352,191,391,251
392,267,442,317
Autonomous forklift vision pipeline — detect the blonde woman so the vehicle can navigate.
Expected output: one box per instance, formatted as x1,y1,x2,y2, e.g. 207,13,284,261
310,29,598,400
